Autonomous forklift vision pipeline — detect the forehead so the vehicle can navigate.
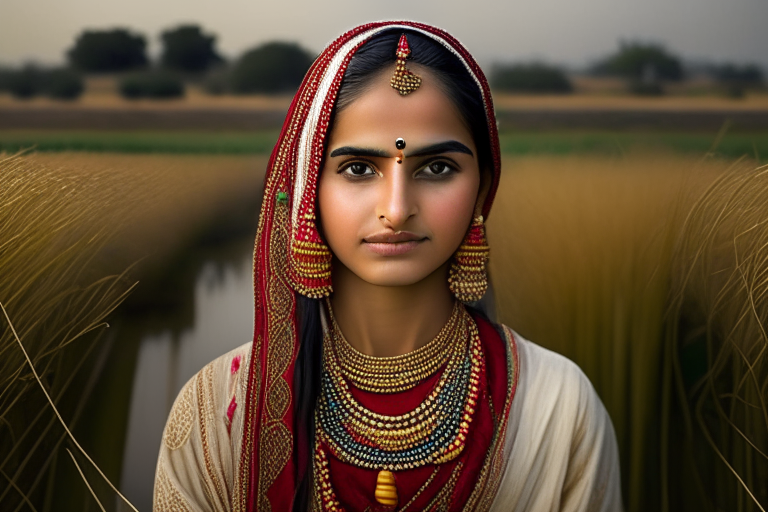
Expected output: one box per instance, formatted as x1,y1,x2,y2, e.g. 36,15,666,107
327,68,475,150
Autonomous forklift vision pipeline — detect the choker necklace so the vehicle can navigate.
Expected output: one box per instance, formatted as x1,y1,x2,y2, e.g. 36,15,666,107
329,300,463,394
316,301,486,472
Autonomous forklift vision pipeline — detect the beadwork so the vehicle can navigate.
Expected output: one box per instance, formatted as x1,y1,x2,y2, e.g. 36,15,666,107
390,34,422,96
328,300,463,393
316,303,486,471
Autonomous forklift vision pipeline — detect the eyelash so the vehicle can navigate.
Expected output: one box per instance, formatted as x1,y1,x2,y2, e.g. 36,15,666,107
338,159,458,179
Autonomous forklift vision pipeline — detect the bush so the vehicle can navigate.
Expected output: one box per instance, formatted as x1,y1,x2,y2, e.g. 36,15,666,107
491,63,572,94
231,42,314,94
711,63,764,98
6,67,41,99
0,67,13,92
161,25,223,73
593,42,683,82
45,69,85,100
119,72,185,99
1,66,84,100
68,28,148,72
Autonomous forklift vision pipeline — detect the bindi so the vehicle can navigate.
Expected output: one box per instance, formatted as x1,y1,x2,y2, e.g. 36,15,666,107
395,137,406,164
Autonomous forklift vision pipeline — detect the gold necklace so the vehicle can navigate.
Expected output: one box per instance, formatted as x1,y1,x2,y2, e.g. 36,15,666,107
327,300,463,394
316,302,485,471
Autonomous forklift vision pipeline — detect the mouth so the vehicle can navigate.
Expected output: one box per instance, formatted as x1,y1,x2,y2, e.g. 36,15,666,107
363,231,427,256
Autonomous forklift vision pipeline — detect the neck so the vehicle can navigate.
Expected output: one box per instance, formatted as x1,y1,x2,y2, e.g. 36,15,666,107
329,261,456,357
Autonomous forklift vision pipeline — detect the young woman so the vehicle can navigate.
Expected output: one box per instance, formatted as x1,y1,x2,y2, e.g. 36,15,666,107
154,21,623,512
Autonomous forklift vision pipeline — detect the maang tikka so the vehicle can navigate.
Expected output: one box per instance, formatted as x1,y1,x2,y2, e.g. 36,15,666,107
448,216,490,302
390,34,421,95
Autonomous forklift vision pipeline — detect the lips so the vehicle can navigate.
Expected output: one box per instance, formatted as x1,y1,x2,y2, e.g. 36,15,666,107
363,231,426,256
363,231,425,244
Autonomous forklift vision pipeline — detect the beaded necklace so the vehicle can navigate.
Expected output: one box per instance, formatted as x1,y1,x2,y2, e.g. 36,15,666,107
330,300,463,394
316,302,486,472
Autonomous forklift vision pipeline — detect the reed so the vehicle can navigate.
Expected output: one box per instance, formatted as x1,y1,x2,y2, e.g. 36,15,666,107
665,161,768,511
0,152,264,509
487,152,750,510
0,152,137,509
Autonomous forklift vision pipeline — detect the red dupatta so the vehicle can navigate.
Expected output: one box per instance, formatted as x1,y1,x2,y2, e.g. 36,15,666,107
237,21,507,512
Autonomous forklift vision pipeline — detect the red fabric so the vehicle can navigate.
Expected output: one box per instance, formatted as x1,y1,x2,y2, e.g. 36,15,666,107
323,313,508,511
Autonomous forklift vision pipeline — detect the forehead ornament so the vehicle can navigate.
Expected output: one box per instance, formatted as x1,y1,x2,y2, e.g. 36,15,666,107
390,34,422,96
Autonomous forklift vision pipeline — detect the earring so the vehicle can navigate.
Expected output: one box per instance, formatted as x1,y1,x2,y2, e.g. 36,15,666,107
448,216,489,302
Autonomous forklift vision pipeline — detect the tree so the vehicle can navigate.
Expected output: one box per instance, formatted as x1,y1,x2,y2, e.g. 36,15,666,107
231,42,314,94
593,42,683,82
711,63,764,98
161,25,223,73
68,29,148,72
491,63,572,94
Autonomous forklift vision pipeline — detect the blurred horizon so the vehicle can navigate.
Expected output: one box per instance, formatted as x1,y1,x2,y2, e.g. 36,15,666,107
2,0,767,70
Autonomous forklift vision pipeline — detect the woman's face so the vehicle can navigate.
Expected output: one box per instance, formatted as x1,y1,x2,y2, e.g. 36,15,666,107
318,68,482,288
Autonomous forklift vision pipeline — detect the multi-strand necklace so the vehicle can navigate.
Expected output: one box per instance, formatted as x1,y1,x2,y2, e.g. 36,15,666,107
315,301,486,476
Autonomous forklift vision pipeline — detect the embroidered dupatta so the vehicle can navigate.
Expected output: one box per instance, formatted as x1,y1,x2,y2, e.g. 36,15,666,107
237,21,510,512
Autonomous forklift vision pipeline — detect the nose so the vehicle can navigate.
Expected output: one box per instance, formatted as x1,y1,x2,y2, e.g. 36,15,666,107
376,163,417,230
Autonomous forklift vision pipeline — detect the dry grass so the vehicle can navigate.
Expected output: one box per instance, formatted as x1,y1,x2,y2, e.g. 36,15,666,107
0,152,265,509
665,162,768,511
487,153,766,510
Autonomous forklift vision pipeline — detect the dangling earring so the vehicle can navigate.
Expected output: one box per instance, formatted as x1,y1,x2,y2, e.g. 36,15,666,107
448,216,489,302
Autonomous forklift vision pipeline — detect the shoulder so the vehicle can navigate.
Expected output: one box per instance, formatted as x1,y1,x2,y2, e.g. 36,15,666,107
492,328,624,511
155,342,252,510
165,342,251,446
500,326,597,414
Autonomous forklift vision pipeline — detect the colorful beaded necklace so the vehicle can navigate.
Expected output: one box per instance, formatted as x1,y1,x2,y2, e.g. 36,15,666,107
316,302,486,472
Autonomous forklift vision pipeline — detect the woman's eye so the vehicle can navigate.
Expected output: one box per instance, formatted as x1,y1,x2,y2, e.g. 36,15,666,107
342,163,375,177
422,161,454,176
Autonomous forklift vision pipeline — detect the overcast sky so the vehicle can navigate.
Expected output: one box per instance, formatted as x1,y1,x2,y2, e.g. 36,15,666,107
2,0,767,70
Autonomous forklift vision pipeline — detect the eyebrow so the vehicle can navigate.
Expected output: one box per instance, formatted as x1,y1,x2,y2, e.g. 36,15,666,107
329,140,474,159
407,141,474,158
329,146,390,158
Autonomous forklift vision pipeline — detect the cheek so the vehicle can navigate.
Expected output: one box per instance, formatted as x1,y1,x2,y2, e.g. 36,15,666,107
318,173,367,250
421,176,479,249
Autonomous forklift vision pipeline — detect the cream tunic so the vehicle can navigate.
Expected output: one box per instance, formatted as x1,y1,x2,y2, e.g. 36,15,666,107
154,330,623,512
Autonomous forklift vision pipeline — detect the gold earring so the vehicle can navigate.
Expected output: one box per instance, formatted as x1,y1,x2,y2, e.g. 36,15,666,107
448,216,489,302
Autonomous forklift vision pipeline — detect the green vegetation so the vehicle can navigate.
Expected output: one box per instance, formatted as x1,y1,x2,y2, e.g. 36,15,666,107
0,130,279,154
68,28,148,72
2,130,766,158
0,66,84,100
491,63,572,94
231,42,314,94
119,71,185,99
160,25,223,73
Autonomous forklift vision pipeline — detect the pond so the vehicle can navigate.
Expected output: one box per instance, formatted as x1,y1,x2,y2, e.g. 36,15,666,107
117,240,255,510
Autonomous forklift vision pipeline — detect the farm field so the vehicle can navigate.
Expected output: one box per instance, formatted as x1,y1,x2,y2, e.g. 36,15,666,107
2,129,767,158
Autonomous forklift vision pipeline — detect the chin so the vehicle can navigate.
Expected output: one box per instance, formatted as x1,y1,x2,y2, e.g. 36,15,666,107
354,261,443,288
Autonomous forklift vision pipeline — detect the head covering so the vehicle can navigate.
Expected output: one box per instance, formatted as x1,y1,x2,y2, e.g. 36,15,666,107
238,21,502,511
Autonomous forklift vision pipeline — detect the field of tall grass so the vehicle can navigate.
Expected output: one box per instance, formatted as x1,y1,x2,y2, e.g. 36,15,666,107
0,153,264,510
1,150,766,510
488,153,767,511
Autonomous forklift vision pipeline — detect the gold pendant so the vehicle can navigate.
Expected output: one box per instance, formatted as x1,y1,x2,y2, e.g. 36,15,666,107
374,470,398,507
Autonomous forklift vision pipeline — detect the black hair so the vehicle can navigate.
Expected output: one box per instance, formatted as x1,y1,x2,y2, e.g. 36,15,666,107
291,28,495,511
